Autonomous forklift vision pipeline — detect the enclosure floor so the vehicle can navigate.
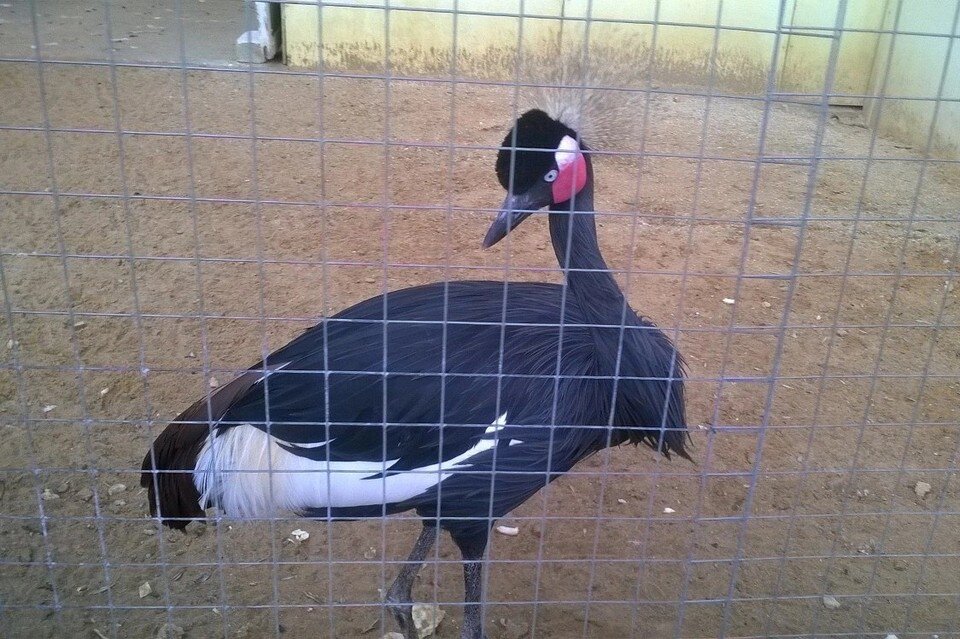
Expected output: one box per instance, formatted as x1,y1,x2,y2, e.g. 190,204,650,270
1,62,959,639
0,0,241,65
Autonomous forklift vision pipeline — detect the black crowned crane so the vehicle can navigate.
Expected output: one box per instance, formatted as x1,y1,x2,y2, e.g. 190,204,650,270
141,108,689,639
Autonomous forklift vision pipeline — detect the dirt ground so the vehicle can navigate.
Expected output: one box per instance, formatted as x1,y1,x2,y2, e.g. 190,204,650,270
1,59,959,639
0,0,241,65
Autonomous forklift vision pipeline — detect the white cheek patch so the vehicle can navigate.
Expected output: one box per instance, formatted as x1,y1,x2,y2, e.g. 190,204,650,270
555,135,580,169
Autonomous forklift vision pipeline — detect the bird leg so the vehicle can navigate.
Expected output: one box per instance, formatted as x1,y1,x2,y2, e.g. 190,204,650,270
449,526,490,639
385,524,437,639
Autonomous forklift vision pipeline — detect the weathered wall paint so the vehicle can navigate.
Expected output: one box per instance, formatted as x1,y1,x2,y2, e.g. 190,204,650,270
778,0,886,104
281,0,959,158
864,0,960,159
282,0,893,96
281,0,796,92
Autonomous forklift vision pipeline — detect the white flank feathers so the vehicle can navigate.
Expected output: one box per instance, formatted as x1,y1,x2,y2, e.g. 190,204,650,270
195,413,510,517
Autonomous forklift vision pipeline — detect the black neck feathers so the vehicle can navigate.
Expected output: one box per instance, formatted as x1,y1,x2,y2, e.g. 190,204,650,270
548,152,627,328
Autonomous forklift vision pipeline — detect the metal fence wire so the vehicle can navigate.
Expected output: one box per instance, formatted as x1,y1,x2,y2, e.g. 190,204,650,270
1,0,959,637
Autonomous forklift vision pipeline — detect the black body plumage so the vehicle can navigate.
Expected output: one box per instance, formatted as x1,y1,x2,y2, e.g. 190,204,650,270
144,279,685,533
141,107,688,639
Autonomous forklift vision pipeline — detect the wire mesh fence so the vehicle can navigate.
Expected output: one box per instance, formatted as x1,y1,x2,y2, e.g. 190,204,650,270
1,0,959,637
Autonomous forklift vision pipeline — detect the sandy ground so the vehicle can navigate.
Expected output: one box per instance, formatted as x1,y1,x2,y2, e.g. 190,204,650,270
0,0,242,65
1,57,959,639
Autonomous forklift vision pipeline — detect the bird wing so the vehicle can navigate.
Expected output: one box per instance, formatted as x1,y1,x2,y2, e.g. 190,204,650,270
209,280,583,475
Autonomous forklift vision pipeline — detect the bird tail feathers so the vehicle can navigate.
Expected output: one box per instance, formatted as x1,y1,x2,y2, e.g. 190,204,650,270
140,370,263,529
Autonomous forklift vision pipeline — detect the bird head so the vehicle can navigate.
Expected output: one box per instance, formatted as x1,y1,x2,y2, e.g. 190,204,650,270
484,109,590,248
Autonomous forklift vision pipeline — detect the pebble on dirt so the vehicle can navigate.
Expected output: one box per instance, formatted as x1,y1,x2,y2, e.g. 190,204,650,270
290,528,310,543
496,525,519,536
914,481,932,499
156,623,184,639
821,594,841,610
412,603,445,639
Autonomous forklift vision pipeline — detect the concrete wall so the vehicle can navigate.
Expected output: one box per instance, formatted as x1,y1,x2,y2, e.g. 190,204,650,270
864,1,960,159
282,0,891,96
281,0,959,158
777,0,886,103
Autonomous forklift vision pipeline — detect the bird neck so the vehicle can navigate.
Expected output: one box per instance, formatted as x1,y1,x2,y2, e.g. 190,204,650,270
548,166,626,324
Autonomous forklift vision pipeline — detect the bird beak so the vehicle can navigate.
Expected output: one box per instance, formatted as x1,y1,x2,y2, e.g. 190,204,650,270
482,191,541,248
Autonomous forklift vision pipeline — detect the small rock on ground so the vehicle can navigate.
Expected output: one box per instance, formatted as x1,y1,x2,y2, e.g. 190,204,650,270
496,617,530,639
156,623,185,639
412,603,445,639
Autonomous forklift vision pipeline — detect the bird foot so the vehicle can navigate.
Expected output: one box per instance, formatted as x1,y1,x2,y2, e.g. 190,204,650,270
384,595,416,639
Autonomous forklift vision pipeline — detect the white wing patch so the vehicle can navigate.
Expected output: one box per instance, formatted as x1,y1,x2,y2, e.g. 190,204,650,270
555,135,580,169
285,438,335,450
254,361,290,384
195,412,513,517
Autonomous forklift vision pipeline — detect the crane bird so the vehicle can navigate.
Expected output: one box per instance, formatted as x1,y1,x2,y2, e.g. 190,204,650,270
141,108,689,639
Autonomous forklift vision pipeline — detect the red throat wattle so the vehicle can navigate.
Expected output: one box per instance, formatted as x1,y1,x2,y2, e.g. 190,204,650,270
551,152,587,204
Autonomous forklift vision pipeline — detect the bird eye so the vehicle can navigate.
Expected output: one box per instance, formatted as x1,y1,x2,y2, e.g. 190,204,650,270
544,169,559,182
